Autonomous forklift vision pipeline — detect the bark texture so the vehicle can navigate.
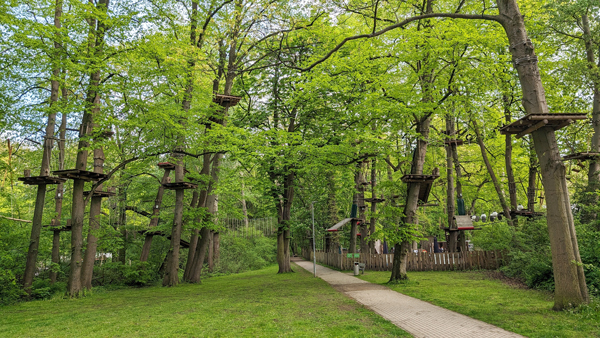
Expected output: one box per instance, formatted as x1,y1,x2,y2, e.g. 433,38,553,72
497,0,588,309
23,0,63,293
81,146,105,290
140,168,171,261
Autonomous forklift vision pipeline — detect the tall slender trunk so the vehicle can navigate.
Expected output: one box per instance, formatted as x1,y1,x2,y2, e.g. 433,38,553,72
390,117,431,282
497,0,588,309
67,0,109,297
472,119,513,226
186,153,222,283
50,92,67,284
582,14,600,223
369,159,377,254
527,139,538,212
504,99,518,210
117,185,127,264
23,0,63,293
140,169,171,261
183,153,211,280
349,168,360,254
81,145,105,290
162,153,185,286
276,172,294,273
445,117,458,252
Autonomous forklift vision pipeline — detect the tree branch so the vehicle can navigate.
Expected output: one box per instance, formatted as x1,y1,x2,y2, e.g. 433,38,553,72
299,12,502,72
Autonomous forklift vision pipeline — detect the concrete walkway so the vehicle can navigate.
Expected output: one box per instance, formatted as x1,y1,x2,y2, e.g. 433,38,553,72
292,257,523,338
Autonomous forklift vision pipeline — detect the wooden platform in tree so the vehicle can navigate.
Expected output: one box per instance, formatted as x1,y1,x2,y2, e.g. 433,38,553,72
44,225,72,232
499,113,587,139
444,139,464,146
18,176,66,185
562,152,600,161
137,230,190,248
162,182,198,190
510,209,544,218
52,169,108,182
158,162,176,170
364,197,386,203
401,174,440,183
83,190,116,198
100,130,114,138
213,93,242,107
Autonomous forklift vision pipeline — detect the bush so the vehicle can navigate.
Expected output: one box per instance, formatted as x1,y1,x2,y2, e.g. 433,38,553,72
0,269,25,305
471,221,513,251
92,261,159,287
498,218,555,290
213,234,276,274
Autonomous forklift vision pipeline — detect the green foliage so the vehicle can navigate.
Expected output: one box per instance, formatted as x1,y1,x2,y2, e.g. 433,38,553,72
499,218,555,291
0,268,24,305
214,233,277,274
91,261,158,287
576,223,600,296
472,221,513,251
30,279,65,300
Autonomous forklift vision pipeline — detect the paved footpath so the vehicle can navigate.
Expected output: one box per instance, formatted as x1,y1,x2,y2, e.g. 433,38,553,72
292,257,524,338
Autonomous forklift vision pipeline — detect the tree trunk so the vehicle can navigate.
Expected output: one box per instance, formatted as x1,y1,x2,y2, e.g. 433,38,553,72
207,231,214,272
497,0,588,309
582,14,600,223
183,191,199,274
349,167,361,254
140,169,171,261
23,0,63,294
81,146,105,290
472,119,513,226
504,100,518,210
50,97,67,284
67,0,109,298
162,154,184,287
358,162,368,254
390,117,431,282
527,139,538,212
213,232,220,268
117,186,127,264
445,117,458,252
277,172,294,273
183,153,211,281
369,159,377,254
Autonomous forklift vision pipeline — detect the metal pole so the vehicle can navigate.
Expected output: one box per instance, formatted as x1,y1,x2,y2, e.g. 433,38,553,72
311,201,316,277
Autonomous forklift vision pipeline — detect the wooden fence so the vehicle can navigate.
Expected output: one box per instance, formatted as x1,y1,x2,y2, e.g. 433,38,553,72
301,249,505,272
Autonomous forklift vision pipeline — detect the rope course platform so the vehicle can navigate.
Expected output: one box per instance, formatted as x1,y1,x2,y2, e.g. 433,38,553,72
400,174,440,183
157,162,176,170
364,197,386,203
137,230,190,248
499,113,587,139
162,182,198,190
44,219,72,232
18,175,66,185
510,210,544,218
52,169,108,182
213,93,242,107
562,152,600,161
83,190,116,198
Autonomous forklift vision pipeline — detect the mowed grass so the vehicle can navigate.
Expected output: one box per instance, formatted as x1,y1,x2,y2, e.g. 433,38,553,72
1,264,409,338
358,270,600,338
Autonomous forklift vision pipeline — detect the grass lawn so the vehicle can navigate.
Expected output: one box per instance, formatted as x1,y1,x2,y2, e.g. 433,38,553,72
1,263,409,338
357,270,600,338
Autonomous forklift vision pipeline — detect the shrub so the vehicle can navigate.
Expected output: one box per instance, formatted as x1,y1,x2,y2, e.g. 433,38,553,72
0,269,25,305
92,261,159,287
213,233,276,274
